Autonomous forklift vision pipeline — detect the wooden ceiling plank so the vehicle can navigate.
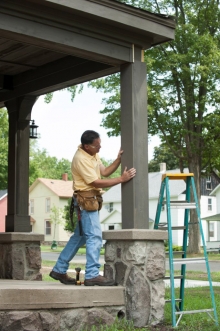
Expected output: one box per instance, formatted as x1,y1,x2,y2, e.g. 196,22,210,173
0,12,133,65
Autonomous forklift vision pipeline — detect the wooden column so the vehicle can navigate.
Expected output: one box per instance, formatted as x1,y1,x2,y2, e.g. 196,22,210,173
120,46,149,229
5,95,38,232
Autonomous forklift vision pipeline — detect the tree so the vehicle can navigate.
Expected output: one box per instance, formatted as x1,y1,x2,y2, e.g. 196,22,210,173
0,108,8,189
29,142,72,185
87,0,220,253
63,198,77,233
148,144,185,172
50,205,64,242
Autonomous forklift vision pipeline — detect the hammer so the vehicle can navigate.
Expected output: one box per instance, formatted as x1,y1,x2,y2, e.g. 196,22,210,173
75,267,82,285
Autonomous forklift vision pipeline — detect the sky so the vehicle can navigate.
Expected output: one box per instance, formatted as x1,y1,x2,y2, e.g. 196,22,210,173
31,85,160,162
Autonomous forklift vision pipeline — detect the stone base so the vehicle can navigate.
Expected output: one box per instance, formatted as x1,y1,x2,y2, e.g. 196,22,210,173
0,280,125,331
0,233,44,280
103,229,168,327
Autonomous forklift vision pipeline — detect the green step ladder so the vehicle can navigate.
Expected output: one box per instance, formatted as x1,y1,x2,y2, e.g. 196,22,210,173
154,173,218,327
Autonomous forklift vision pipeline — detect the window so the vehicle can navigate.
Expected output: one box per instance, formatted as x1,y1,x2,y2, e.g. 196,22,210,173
209,222,214,238
208,198,212,211
206,176,212,190
45,198,51,213
30,199,34,214
108,225,114,230
45,220,51,235
109,202,113,212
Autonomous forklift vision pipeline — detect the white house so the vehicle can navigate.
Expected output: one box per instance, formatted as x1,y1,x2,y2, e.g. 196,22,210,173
100,168,220,249
29,173,73,244
201,183,220,249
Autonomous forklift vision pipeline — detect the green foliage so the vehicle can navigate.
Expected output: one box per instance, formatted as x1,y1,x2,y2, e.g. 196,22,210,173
145,0,220,175
88,74,121,137
0,108,8,189
148,143,187,172
63,197,77,233
29,141,72,185
44,84,84,103
49,205,64,240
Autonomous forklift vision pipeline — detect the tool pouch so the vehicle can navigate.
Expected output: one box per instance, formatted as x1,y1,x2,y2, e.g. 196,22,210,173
75,190,103,211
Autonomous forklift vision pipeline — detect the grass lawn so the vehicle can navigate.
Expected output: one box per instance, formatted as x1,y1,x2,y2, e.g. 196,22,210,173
41,245,105,255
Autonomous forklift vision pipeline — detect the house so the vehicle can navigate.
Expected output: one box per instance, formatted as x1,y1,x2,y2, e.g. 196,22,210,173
100,167,220,248
201,179,220,249
0,190,7,232
29,173,73,244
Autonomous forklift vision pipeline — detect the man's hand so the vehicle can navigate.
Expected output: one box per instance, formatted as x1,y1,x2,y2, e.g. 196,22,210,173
117,148,123,160
121,166,136,182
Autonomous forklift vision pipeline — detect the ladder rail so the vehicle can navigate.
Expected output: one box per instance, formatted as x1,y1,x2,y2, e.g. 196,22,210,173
191,177,219,325
154,180,166,229
165,176,177,326
155,173,219,327
179,176,191,311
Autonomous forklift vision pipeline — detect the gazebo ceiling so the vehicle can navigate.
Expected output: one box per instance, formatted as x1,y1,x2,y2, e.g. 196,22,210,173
0,0,175,107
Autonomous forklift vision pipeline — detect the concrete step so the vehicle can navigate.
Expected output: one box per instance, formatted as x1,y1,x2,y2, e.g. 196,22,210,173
0,280,125,310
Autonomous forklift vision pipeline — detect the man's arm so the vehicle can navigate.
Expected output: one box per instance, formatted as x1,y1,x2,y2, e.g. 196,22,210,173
91,166,136,189
100,149,123,177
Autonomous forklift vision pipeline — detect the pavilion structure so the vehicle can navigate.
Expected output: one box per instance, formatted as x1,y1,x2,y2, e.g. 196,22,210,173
0,0,175,328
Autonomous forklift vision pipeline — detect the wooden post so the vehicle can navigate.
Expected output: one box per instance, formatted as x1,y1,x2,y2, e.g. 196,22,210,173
5,96,38,232
120,46,149,229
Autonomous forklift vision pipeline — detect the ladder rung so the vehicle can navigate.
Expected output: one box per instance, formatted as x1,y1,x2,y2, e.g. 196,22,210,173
170,201,196,209
175,308,214,315
173,258,205,264
159,226,186,230
165,299,182,303
166,251,185,254
164,275,183,280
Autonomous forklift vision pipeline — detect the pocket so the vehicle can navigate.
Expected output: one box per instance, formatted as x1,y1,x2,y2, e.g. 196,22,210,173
84,196,99,211
77,193,99,211
97,195,103,211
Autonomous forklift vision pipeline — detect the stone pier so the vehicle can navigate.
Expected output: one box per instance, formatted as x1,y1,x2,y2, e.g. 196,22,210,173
0,233,44,280
103,229,168,327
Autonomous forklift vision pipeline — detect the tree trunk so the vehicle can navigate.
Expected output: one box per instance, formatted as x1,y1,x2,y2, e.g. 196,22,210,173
187,160,201,254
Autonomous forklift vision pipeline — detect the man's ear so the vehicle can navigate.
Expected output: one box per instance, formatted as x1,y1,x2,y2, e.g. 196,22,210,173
84,144,90,151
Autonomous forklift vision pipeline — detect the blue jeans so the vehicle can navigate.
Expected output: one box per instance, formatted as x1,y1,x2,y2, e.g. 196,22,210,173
53,207,102,280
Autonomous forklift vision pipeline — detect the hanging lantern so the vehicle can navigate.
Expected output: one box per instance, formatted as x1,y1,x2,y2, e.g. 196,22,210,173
29,120,38,139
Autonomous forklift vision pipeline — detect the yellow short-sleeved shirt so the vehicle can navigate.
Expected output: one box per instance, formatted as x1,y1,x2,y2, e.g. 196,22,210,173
71,145,102,192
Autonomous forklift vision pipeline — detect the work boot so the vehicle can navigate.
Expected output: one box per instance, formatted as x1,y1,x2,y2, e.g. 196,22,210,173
49,270,76,285
84,275,115,286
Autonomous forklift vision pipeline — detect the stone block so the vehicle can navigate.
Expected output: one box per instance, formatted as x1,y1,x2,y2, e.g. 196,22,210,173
26,246,41,269
146,243,166,280
105,243,116,262
87,308,115,329
2,311,42,331
59,309,87,331
149,280,165,325
126,266,151,327
39,311,59,331
104,264,114,280
125,242,146,264
115,261,127,286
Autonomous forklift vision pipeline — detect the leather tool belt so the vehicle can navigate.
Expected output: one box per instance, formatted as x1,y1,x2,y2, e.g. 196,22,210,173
74,190,103,211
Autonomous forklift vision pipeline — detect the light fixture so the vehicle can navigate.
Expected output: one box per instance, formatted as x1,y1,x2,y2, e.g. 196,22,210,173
29,120,38,139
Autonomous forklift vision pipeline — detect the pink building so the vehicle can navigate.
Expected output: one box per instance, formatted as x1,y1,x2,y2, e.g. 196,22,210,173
0,190,7,232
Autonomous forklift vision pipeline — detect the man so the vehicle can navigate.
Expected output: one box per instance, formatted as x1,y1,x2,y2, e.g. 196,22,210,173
50,130,136,286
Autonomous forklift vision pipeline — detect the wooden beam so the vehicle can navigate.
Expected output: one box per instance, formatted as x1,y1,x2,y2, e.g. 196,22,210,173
0,12,133,66
0,56,118,105
0,74,13,90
